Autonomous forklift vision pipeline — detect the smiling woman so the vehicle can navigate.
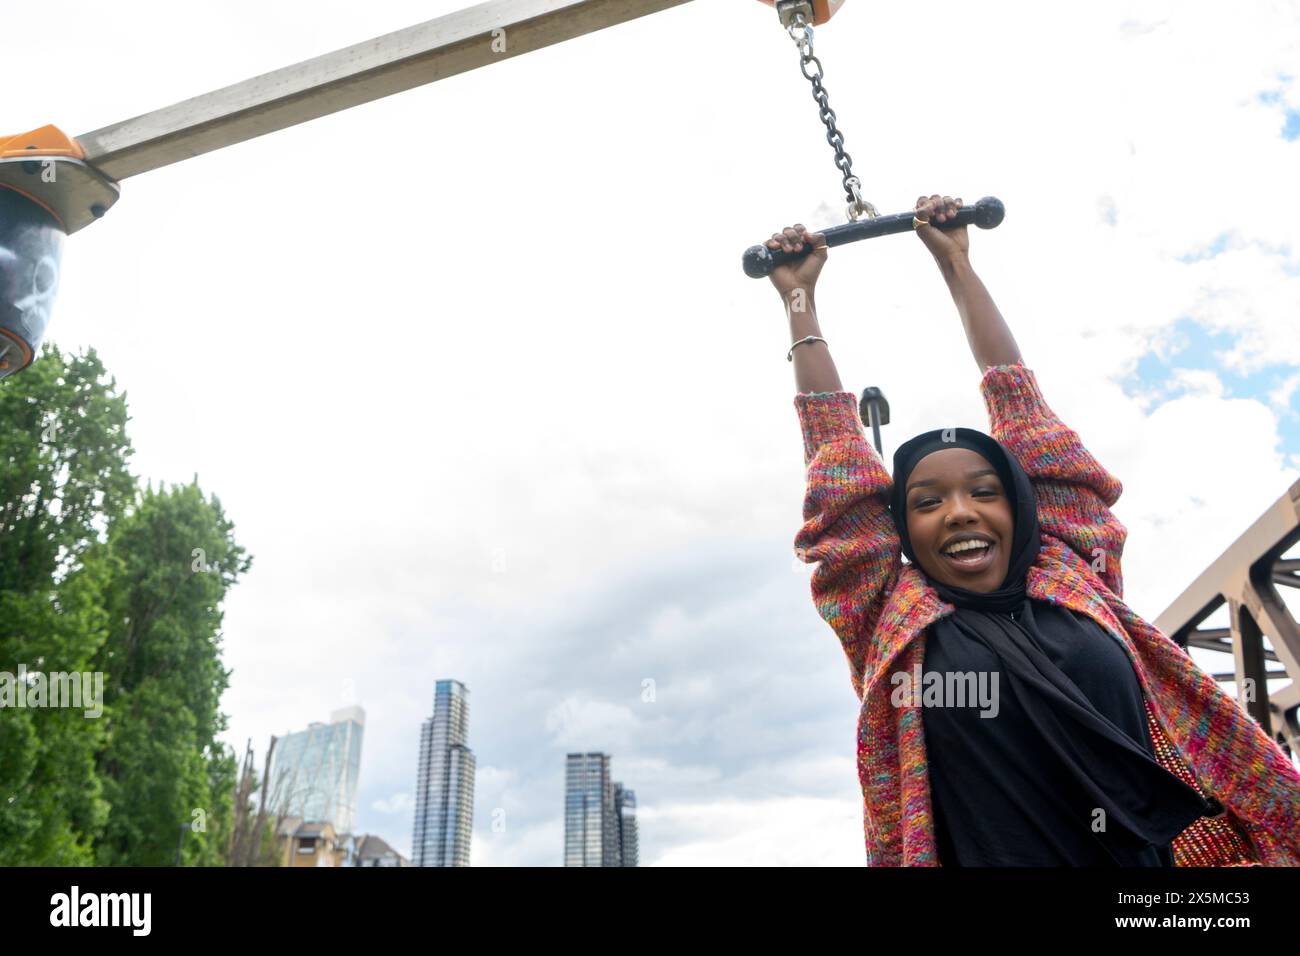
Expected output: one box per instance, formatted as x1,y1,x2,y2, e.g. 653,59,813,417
881,416,1216,866
776,194,1300,867
894,443,1015,592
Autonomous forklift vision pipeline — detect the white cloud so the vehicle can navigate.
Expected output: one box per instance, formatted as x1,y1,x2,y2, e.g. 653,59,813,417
642,797,863,867
1117,391,1290,618
370,792,413,816
1166,368,1225,400
543,696,639,750
1270,371,1300,415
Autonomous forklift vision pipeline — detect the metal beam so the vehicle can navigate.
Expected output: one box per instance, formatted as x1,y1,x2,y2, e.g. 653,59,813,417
75,0,693,181
1155,478,1300,745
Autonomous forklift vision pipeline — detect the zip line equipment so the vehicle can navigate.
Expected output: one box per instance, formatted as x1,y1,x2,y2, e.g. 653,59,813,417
742,0,1004,278
0,0,691,381
0,0,1000,378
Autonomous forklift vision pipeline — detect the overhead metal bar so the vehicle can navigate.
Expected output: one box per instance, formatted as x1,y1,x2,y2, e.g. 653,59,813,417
75,0,693,181
1155,478,1300,752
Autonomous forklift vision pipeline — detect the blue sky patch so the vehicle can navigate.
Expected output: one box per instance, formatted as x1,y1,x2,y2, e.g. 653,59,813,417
1122,318,1300,456
1177,233,1299,274
1177,233,1232,263
1258,81,1300,141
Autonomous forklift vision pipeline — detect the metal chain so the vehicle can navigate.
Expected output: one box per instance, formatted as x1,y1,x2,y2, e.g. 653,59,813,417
786,12,877,222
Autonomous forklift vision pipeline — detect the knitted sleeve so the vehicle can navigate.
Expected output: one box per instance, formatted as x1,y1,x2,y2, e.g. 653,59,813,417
793,390,902,699
980,364,1128,598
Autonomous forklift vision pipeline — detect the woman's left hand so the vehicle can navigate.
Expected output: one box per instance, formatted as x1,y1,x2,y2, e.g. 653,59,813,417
914,194,969,265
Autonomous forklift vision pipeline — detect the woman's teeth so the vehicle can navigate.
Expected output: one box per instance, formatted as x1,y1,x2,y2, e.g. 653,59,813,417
943,540,993,567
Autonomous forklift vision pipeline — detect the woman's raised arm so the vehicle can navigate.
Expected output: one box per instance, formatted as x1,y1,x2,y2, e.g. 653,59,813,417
767,223,902,699
914,194,1023,371
913,195,1128,595
765,223,841,393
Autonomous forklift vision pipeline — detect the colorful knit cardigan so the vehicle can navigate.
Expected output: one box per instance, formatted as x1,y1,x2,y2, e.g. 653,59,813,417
793,363,1300,866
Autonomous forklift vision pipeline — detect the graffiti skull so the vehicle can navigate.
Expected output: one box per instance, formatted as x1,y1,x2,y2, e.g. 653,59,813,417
0,189,66,377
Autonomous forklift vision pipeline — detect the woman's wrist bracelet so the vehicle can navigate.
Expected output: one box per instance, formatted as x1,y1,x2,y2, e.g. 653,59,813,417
787,335,827,361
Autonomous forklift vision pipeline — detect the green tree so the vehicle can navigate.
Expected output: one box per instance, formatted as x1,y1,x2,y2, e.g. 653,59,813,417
93,482,251,866
0,345,135,590
0,346,132,865
1,344,252,866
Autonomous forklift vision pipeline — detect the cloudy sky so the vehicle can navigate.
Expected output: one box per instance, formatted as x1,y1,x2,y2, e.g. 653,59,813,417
8,0,1300,865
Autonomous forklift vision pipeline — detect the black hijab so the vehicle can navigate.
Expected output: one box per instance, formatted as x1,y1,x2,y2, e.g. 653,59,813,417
886,427,1217,858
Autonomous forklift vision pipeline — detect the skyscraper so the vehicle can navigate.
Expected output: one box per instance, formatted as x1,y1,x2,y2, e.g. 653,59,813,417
411,679,475,867
564,753,637,866
565,752,612,866
613,782,638,867
267,705,365,835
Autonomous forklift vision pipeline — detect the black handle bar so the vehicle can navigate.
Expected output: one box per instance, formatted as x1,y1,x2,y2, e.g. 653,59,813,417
742,196,1005,278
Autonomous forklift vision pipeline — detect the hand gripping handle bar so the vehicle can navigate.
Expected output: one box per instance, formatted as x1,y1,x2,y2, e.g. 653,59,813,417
742,196,1004,278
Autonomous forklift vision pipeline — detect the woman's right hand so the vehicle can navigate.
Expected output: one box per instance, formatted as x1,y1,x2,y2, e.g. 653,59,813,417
766,223,827,301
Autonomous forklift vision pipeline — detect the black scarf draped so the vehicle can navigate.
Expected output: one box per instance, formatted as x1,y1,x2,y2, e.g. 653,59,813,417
887,427,1216,856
